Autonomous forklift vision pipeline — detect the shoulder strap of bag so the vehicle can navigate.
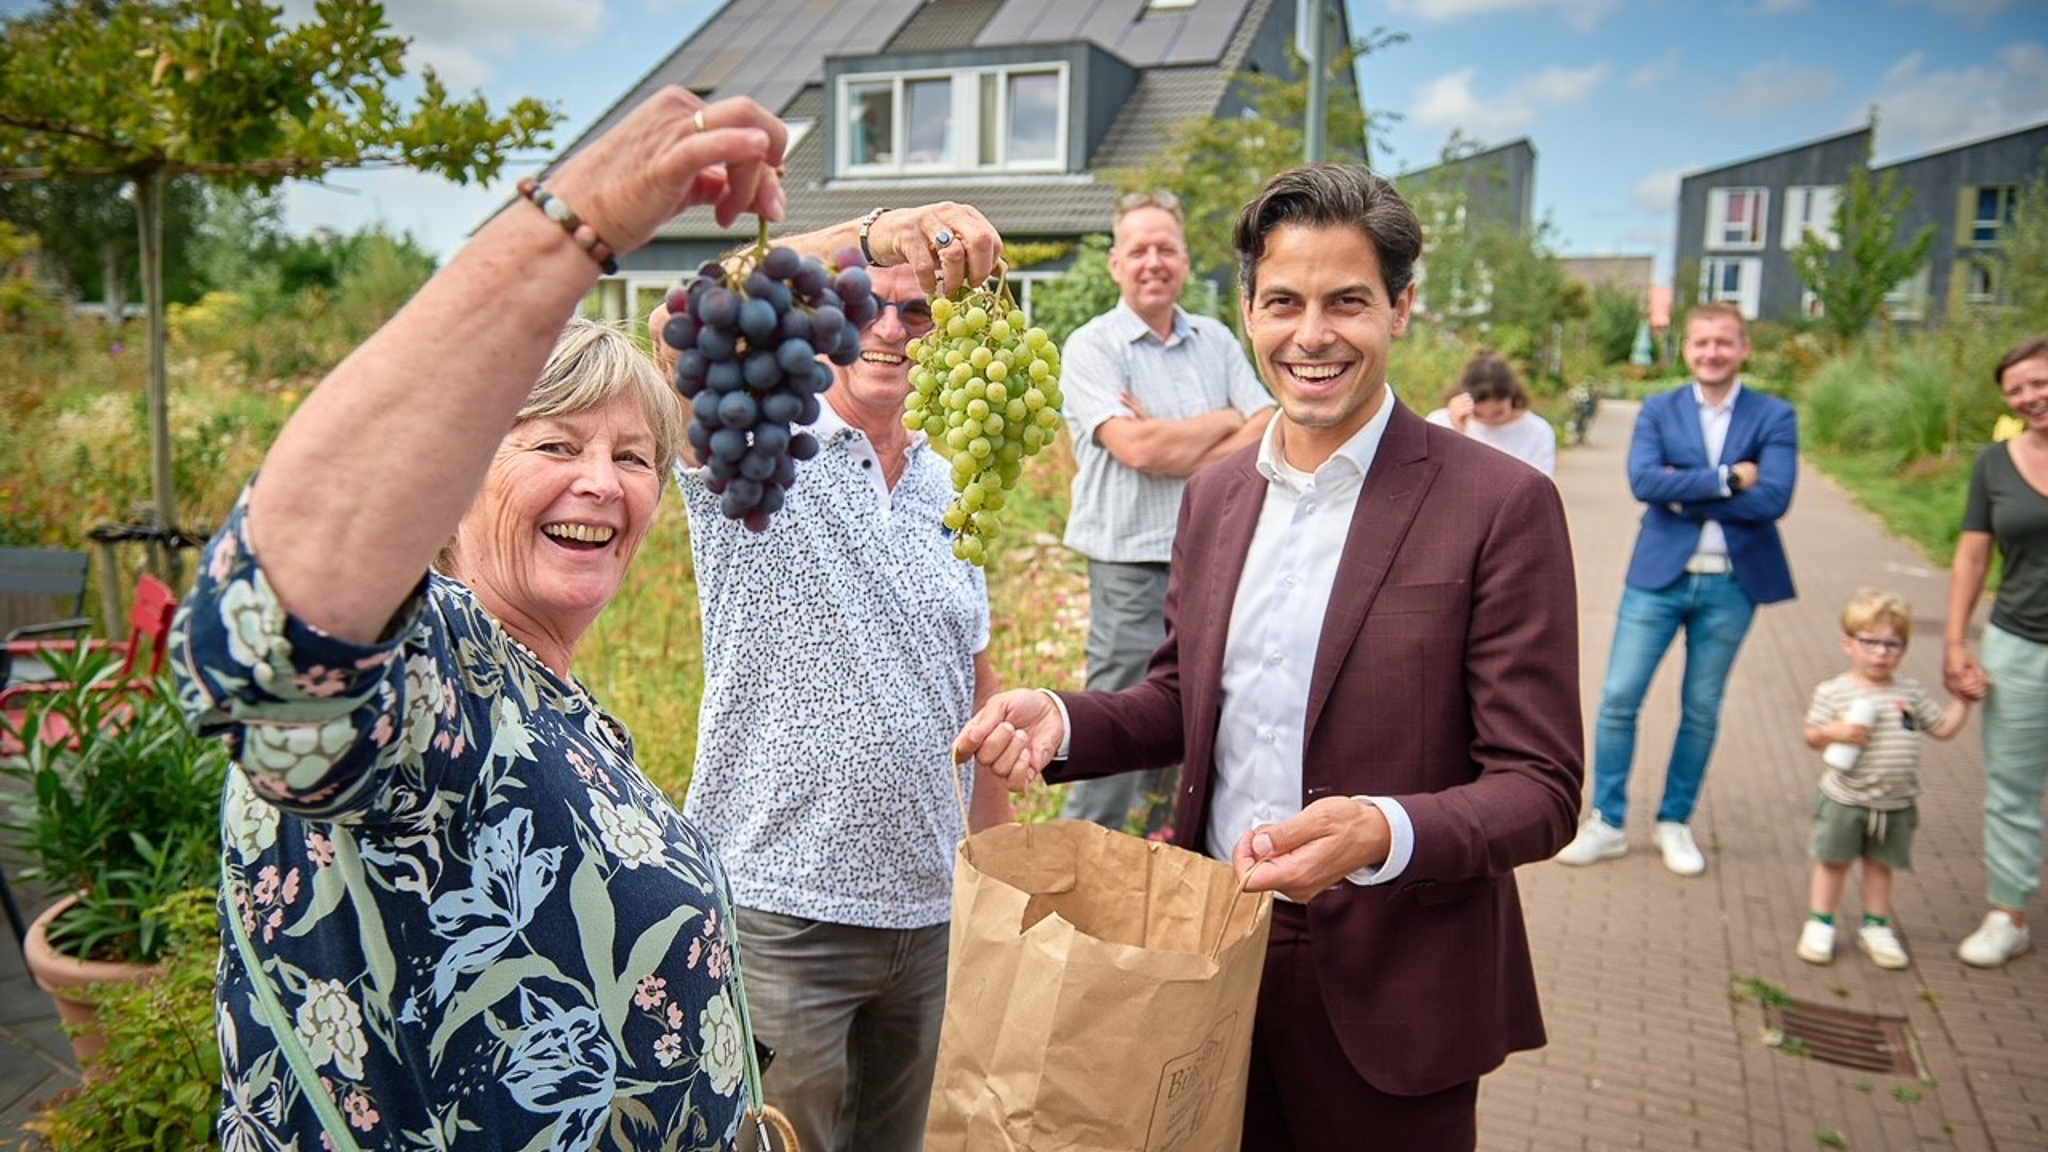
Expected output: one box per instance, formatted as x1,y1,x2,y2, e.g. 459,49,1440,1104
226,896,367,1152
717,874,778,1150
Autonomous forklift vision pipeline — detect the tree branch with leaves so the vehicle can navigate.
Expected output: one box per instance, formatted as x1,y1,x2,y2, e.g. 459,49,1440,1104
0,0,559,560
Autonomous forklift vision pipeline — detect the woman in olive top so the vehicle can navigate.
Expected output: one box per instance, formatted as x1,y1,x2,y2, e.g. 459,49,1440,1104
1945,336,2048,969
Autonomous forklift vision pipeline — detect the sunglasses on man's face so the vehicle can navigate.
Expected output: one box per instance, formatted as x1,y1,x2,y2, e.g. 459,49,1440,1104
867,295,934,335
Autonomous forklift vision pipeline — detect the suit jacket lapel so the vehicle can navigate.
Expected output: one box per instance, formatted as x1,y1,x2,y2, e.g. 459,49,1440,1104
1719,385,1759,465
1304,402,1438,739
1676,385,1711,464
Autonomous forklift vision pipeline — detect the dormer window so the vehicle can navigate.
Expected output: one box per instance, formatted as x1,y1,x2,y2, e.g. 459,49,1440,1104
839,63,1068,175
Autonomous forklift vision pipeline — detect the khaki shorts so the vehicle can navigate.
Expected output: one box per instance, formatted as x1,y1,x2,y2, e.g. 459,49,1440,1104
1810,792,1917,870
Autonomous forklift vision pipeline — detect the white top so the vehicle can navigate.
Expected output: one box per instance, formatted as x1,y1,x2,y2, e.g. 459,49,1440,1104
1060,301,1273,563
677,401,989,929
1205,398,1414,887
1423,407,1556,476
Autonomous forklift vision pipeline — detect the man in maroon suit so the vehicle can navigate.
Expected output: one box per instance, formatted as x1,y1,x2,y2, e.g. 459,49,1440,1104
954,164,1583,1150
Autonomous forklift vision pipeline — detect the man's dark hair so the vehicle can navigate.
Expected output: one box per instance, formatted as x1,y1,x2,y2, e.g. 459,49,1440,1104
1233,164,1423,302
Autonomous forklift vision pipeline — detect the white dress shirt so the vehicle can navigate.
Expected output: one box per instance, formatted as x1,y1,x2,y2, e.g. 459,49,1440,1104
1693,380,1741,559
1204,396,1414,886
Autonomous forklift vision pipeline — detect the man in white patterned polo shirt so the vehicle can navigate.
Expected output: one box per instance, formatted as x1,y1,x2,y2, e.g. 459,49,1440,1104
654,202,1013,1152
1059,190,1274,835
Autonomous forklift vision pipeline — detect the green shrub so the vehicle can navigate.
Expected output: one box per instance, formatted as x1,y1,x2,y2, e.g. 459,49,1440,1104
28,888,222,1152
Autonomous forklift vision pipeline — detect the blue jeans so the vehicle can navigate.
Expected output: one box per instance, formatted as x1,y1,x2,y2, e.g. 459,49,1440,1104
1591,573,1758,828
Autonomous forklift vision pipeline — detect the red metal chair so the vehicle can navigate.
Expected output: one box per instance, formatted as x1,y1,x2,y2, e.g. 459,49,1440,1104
0,573,177,755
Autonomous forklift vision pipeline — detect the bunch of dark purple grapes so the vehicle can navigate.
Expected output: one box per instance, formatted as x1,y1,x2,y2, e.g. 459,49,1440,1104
665,239,879,532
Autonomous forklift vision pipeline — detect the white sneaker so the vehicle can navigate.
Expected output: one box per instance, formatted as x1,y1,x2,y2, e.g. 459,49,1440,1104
1958,910,2031,968
1653,821,1706,876
1555,819,1626,866
1858,922,1910,970
1797,919,1836,964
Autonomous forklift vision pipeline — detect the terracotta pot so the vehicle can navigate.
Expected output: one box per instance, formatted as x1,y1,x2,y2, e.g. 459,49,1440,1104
23,894,158,1074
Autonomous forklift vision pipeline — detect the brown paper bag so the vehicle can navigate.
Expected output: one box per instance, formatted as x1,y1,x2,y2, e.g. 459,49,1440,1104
924,819,1273,1152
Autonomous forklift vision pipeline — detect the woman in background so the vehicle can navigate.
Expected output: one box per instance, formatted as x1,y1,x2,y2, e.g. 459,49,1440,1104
1426,351,1557,476
1944,336,2048,970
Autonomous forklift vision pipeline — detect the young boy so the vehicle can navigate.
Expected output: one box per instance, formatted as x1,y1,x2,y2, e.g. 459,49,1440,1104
1798,589,1971,968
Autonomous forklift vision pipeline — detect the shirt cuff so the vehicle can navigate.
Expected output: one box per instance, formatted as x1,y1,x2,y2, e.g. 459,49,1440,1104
1039,688,1073,760
1344,796,1413,886
1716,464,1733,497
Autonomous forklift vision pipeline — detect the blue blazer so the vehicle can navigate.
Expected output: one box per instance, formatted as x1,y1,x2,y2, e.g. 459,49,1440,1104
1623,383,1798,605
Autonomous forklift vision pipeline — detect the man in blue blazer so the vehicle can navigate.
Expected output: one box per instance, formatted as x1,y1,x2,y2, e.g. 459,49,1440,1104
1557,302,1798,876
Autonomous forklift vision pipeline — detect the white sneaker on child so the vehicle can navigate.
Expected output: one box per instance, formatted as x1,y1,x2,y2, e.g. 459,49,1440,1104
1857,922,1909,970
1796,919,1836,965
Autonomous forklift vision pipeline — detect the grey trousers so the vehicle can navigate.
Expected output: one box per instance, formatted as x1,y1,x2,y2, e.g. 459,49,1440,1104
1061,559,1180,836
734,907,949,1152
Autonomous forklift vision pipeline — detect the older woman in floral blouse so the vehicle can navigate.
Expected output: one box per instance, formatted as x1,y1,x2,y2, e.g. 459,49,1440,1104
168,88,987,1152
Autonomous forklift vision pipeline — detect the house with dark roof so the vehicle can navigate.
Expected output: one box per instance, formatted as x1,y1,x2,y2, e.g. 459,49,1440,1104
550,0,1362,322
1673,118,2047,326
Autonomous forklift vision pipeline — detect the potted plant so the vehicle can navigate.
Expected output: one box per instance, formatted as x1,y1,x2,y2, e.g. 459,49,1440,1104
1,643,229,1069
25,887,223,1151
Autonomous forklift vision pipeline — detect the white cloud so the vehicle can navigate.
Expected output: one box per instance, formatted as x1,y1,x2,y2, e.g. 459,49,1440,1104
1703,59,1839,120
1411,62,1612,145
1521,63,1610,104
1890,0,2009,23
1867,42,2048,158
1628,49,1681,94
1413,70,1529,140
1631,167,1687,216
1382,0,1622,33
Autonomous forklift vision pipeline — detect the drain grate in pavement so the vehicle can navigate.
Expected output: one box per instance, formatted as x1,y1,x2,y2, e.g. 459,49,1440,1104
1763,1000,1922,1076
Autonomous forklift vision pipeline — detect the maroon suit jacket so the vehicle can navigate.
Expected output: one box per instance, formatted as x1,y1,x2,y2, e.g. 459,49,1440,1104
1050,400,1584,1096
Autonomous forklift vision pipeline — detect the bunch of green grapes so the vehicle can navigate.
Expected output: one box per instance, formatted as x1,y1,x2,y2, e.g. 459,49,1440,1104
903,282,1063,567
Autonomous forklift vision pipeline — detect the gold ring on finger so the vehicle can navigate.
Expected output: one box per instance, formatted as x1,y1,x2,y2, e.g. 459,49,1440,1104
693,109,708,132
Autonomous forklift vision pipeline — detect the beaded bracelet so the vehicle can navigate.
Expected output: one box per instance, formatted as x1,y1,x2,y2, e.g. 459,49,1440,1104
518,178,619,275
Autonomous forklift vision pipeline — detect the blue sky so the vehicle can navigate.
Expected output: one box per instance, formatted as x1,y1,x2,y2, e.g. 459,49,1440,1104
6,0,2044,281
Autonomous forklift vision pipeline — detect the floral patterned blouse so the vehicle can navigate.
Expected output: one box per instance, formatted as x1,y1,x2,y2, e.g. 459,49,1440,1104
172,493,747,1152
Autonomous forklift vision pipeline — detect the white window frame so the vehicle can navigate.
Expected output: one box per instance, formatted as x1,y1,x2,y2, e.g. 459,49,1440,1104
1699,256,1761,319
838,63,1068,177
1782,185,1839,250
1705,187,1768,251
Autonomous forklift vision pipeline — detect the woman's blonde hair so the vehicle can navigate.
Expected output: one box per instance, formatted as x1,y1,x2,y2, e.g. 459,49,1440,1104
521,318,682,479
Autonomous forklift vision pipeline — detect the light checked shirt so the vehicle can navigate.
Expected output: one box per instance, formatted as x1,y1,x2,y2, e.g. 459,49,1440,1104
1060,301,1273,563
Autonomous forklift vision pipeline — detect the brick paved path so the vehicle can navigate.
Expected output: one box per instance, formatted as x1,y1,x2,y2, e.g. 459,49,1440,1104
1481,400,2047,1152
